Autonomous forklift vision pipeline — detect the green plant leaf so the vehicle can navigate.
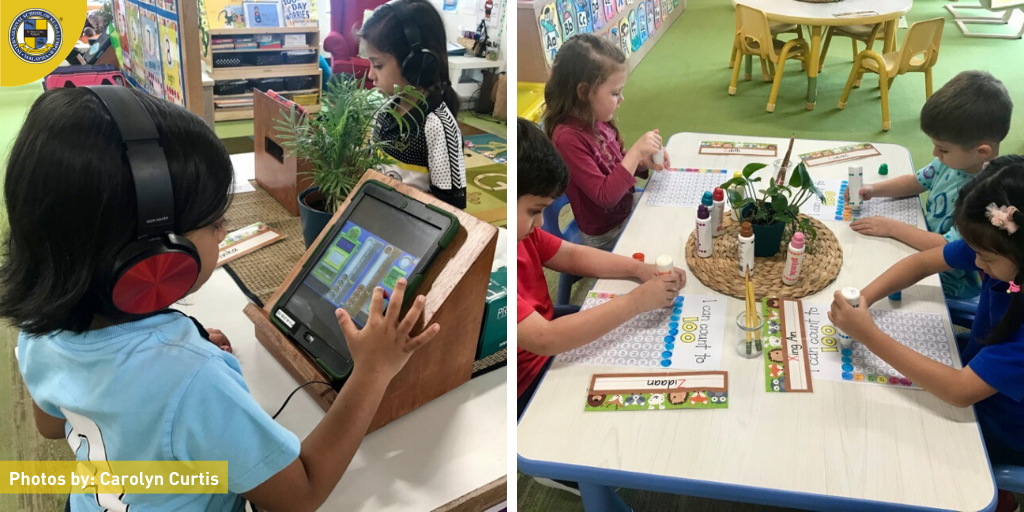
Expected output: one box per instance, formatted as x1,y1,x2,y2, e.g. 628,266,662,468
773,193,789,211
721,177,745,189
773,212,792,224
788,163,804,188
742,162,767,178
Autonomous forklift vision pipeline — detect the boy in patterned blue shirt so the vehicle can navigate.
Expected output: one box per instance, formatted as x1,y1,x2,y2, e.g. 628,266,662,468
846,70,1012,299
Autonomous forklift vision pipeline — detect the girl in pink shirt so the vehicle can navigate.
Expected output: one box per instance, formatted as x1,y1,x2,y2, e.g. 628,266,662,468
543,34,670,250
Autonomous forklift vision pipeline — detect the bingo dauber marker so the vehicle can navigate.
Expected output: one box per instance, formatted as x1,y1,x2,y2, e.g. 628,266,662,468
836,287,861,348
848,165,864,215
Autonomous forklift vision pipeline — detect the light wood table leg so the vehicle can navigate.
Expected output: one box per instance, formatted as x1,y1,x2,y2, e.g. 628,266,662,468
579,482,631,512
806,25,822,110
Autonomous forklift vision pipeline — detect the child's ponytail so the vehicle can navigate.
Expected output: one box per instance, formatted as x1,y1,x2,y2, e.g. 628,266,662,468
954,155,1024,345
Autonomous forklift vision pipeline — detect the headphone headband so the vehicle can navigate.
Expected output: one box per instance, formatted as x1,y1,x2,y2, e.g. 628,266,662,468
84,86,176,239
386,0,423,55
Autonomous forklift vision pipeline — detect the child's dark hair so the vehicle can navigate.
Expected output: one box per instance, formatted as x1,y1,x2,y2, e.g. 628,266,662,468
518,118,568,199
920,70,1012,150
359,0,459,114
0,88,233,335
542,34,626,142
953,154,1024,344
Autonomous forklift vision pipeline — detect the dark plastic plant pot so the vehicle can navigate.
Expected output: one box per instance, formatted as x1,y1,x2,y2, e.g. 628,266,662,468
741,203,787,257
298,186,334,248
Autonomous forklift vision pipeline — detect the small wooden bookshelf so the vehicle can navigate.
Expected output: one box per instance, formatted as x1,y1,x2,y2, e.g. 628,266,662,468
204,26,322,122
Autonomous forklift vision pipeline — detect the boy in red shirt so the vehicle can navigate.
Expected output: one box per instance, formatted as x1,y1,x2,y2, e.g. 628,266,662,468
516,118,686,419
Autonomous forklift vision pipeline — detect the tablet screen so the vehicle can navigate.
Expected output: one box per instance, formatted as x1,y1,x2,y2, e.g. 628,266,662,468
303,220,422,325
280,194,443,357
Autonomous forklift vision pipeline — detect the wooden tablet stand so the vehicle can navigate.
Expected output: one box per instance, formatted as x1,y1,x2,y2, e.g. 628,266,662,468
253,89,314,216
243,172,498,433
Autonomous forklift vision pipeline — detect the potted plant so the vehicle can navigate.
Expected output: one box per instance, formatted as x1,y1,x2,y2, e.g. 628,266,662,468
722,162,825,257
276,74,423,247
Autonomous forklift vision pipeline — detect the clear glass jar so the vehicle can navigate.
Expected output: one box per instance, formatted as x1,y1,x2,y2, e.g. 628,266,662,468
773,158,795,185
736,311,764,358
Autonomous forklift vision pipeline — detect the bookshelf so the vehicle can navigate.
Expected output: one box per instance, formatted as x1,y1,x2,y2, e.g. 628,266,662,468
204,26,323,121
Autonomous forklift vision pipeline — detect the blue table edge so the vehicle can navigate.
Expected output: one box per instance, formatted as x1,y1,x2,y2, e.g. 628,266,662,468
517,144,997,511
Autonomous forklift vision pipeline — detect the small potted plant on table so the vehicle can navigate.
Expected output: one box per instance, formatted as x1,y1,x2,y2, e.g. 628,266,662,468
722,161,825,257
276,74,422,247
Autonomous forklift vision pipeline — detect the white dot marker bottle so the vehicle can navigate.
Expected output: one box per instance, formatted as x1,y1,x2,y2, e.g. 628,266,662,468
696,204,713,258
738,222,755,277
836,287,861,348
848,165,864,215
652,147,665,167
711,187,726,237
656,254,673,275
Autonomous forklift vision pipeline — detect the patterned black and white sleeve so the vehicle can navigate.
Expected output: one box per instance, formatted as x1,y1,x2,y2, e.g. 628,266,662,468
424,106,467,209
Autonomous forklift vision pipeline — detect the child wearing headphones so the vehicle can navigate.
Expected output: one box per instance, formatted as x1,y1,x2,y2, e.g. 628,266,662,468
360,0,468,209
1,87,439,511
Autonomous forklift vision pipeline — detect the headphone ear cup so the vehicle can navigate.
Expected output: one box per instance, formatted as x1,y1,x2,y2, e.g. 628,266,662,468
419,49,441,88
110,234,201,315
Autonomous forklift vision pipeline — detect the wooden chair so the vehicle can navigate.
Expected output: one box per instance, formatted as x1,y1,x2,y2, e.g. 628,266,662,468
729,5,808,113
838,18,944,131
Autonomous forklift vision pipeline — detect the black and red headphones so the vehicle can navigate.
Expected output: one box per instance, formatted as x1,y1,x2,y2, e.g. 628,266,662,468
385,0,441,88
84,86,201,315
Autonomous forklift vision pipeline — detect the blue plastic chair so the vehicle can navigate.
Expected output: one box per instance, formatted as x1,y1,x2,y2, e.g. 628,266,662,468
542,195,583,305
994,465,1024,494
948,296,979,329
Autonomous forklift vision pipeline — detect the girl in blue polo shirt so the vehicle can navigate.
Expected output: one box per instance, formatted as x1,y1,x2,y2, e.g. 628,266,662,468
830,155,1024,511
1,88,438,512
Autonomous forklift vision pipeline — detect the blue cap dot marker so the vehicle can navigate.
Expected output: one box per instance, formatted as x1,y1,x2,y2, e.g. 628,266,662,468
660,359,672,367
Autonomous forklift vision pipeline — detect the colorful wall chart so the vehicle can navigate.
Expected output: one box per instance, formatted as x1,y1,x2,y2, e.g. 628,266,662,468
113,0,188,106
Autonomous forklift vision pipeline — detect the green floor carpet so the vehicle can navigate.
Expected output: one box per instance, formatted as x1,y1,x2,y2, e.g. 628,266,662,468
521,0,1024,510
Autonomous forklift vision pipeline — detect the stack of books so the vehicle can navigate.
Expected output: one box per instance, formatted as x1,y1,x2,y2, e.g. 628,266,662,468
214,98,254,110
234,36,258,50
255,35,283,49
283,34,306,48
211,37,234,51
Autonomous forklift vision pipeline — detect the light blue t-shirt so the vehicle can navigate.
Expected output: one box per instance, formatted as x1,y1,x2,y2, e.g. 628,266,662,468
17,312,300,511
916,157,981,299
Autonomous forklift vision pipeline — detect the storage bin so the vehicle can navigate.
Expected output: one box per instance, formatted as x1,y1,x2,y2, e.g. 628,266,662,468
251,53,283,66
214,80,252,96
212,54,246,68
251,77,285,92
284,75,316,91
283,50,317,64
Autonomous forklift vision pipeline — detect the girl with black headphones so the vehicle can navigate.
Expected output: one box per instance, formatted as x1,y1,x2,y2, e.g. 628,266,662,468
1,87,439,511
360,0,468,209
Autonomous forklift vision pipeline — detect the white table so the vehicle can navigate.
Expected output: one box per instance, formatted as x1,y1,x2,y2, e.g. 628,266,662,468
173,179,508,510
518,132,996,511
734,0,913,110
448,55,506,106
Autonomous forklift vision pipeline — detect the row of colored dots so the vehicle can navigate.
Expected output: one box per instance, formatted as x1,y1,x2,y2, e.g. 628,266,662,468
660,296,685,367
841,373,913,386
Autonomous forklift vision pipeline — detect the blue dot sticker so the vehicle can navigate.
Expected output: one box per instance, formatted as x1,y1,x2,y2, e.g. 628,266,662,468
842,363,854,372
660,359,672,367
669,321,679,329
835,215,844,221
669,329,679,336
842,348,852,356
665,343,675,350
671,315,680,322
672,308,682,315
674,296,683,304
664,335,674,343
662,351,673,358
842,372,853,380
842,356,852,364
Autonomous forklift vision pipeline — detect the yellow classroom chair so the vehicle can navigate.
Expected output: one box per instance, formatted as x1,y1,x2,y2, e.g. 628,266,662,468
728,4,808,114
838,18,945,131
818,23,884,82
729,20,804,81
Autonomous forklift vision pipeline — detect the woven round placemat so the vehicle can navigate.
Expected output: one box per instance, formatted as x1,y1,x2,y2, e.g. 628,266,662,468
684,215,843,300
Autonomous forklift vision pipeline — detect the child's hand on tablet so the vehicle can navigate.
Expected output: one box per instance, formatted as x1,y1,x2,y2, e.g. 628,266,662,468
335,278,440,382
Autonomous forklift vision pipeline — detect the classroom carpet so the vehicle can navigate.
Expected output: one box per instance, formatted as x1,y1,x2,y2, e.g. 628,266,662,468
521,0,1024,509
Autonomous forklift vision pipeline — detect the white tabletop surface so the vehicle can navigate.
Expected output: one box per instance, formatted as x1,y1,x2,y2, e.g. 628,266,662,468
518,132,994,511
734,0,912,26
172,173,509,511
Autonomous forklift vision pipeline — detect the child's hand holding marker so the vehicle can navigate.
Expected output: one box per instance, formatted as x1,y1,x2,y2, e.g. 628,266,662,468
627,273,684,314
843,183,876,202
628,129,668,171
634,261,687,286
827,289,878,344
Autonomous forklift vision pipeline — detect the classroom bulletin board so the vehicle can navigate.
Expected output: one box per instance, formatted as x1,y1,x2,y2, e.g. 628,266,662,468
111,0,187,105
